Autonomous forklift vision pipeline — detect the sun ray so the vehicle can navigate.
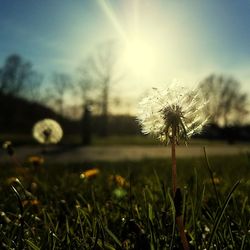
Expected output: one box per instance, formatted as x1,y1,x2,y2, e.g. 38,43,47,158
96,0,160,79
96,0,128,41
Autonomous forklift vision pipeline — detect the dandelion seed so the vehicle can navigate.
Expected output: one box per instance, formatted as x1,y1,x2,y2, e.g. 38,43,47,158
137,84,209,144
32,119,63,144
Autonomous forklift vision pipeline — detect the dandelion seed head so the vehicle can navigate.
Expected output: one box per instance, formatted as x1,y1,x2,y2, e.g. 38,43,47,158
32,119,63,144
137,84,209,143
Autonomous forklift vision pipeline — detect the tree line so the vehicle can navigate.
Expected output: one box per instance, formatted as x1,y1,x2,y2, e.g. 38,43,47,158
0,49,249,144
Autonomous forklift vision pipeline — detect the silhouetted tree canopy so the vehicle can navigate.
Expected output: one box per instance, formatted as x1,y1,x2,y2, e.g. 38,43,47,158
77,59,94,105
199,74,248,127
0,54,41,98
47,72,71,117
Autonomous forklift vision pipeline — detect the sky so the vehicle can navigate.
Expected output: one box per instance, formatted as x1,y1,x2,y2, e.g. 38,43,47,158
0,0,250,114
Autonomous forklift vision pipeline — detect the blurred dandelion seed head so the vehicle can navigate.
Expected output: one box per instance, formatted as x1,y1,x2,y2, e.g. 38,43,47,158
32,119,63,144
137,84,209,143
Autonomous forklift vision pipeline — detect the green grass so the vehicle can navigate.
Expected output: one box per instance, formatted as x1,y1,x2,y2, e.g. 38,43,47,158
0,154,250,249
1,133,234,146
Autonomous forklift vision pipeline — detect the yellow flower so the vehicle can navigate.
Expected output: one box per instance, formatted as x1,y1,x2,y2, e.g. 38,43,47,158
80,168,100,179
204,177,221,185
32,118,63,144
109,175,129,187
22,199,40,207
28,156,44,166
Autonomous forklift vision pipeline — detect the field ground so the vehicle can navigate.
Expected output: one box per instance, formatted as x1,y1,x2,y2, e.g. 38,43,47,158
0,143,249,163
0,155,250,249
1,135,250,248
0,134,242,146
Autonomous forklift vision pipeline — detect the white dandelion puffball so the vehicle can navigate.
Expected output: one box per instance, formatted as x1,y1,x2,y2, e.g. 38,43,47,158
137,85,209,143
33,119,63,144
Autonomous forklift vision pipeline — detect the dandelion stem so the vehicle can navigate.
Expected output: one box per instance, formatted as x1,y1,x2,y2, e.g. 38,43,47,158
170,126,189,250
170,128,177,195
176,216,189,250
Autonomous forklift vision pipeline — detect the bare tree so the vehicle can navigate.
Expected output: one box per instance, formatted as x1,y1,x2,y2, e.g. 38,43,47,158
76,59,96,145
75,40,121,144
77,60,94,106
87,41,121,136
0,54,41,98
50,72,71,117
199,74,249,127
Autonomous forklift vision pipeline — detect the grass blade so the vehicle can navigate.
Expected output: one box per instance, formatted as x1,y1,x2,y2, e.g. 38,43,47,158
104,227,122,247
203,147,221,207
168,189,176,250
207,180,240,249
26,240,40,250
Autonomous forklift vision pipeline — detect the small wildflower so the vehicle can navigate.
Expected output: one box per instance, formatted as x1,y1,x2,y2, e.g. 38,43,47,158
32,118,63,144
113,187,127,198
204,177,221,185
109,175,129,187
137,84,209,143
22,199,40,207
80,168,100,179
2,141,14,156
28,156,44,166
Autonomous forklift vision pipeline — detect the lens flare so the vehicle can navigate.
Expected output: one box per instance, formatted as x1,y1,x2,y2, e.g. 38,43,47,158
122,36,157,76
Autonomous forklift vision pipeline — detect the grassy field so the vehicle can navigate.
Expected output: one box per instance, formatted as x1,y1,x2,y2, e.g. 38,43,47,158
0,153,250,249
2,134,160,146
1,133,232,146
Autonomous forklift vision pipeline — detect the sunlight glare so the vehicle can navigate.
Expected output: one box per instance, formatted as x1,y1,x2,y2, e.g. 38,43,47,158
122,36,157,76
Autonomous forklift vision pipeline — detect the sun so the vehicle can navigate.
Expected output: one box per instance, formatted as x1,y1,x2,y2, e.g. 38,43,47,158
121,36,157,77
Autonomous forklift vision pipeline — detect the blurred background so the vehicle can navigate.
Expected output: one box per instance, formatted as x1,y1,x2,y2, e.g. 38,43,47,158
0,0,250,151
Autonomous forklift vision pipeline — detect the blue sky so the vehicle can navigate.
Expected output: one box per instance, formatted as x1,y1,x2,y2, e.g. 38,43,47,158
0,0,250,111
